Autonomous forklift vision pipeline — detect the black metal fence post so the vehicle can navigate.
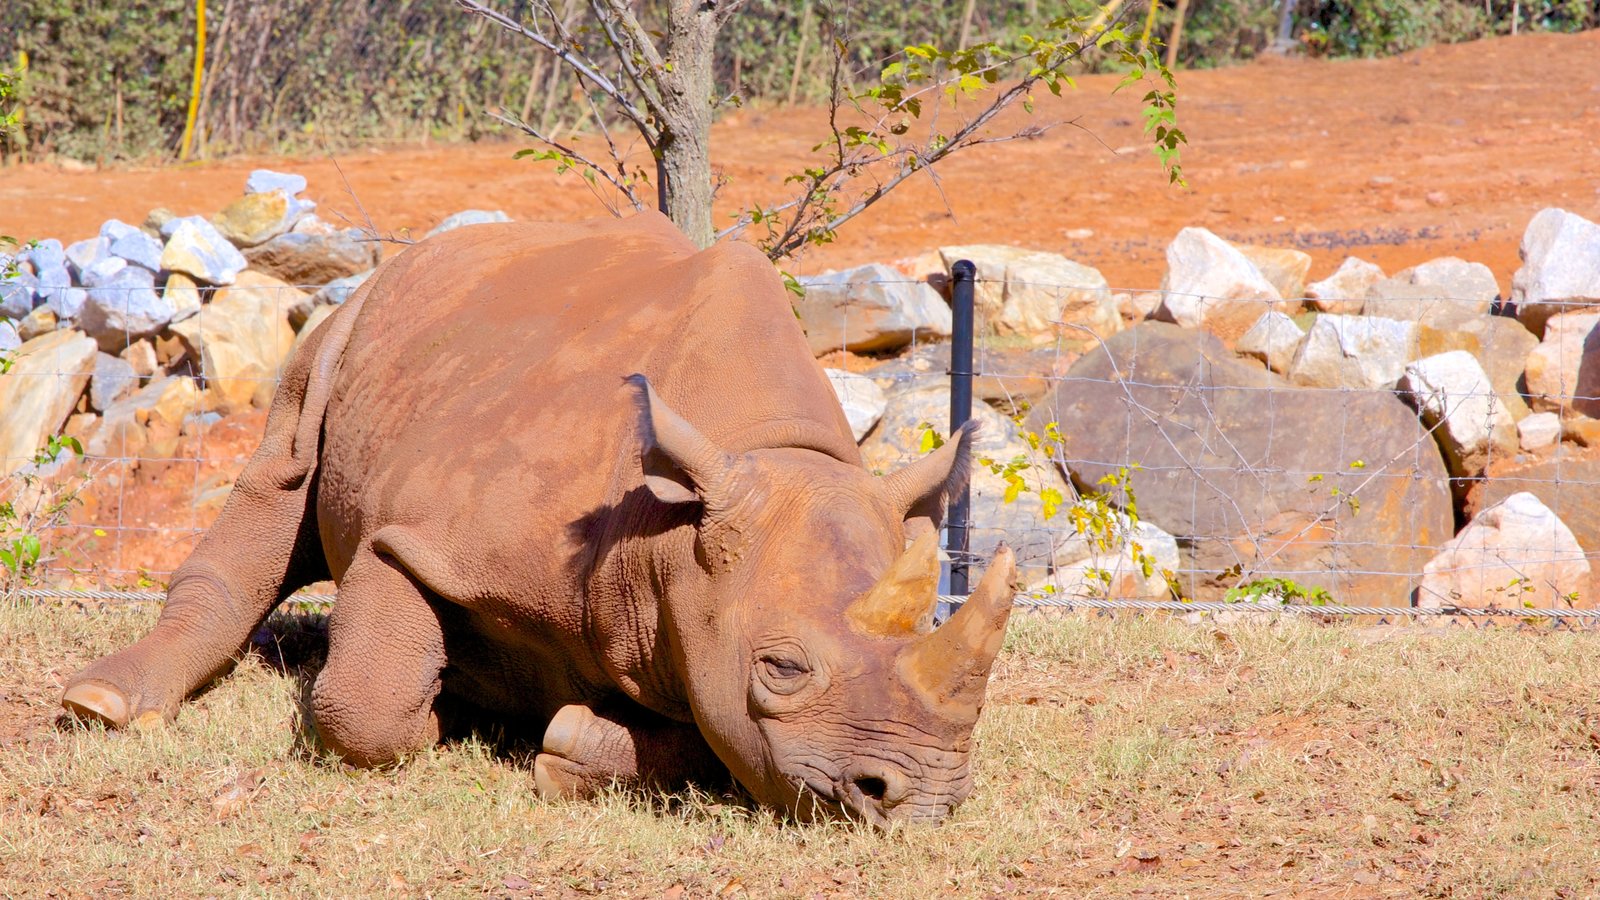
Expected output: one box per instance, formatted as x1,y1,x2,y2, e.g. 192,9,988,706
946,260,976,597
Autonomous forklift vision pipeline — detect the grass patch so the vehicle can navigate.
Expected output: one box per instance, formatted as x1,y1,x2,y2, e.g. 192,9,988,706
4,602,1600,897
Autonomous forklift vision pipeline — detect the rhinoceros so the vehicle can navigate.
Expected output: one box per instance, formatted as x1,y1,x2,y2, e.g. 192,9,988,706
60,212,1018,826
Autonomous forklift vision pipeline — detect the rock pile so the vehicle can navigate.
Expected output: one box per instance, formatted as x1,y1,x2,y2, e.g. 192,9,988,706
0,169,503,477
8,193,1600,610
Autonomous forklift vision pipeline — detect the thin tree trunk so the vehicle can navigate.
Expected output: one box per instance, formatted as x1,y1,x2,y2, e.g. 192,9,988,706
1164,0,1190,67
657,1,719,249
1139,0,1161,53
788,2,814,106
957,0,978,50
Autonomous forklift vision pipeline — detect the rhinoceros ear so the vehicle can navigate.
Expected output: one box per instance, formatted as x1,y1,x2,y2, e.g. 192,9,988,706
881,420,978,538
628,374,736,507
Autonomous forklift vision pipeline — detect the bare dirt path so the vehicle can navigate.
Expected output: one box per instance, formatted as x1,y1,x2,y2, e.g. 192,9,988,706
3,31,1598,290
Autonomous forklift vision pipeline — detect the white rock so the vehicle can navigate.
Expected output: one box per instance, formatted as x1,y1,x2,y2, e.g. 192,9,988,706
0,329,98,476
1397,351,1516,478
1512,208,1600,338
1236,310,1305,374
824,368,888,442
1522,311,1600,418
245,169,309,196
1518,412,1561,452
1152,227,1282,332
1306,257,1385,315
1416,492,1589,610
160,217,248,286
1362,257,1499,328
0,319,20,352
937,244,1119,346
102,219,163,272
1287,314,1417,389
1236,245,1313,301
795,264,952,355
426,210,511,237
64,236,111,283
79,266,175,352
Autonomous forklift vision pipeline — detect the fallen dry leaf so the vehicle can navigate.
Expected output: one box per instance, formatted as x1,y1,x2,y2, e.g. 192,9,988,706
211,767,268,820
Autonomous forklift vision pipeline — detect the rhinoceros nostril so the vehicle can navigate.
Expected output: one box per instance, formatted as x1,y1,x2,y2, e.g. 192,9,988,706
853,775,889,803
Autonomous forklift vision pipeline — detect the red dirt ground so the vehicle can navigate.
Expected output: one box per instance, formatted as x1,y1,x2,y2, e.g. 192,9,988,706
7,31,1600,584
3,31,1598,291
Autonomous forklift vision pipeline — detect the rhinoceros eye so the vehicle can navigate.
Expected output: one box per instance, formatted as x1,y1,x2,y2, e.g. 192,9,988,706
760,655,809,682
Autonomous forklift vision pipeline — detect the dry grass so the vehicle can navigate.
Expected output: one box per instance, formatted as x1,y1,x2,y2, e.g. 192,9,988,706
4,602,1600,899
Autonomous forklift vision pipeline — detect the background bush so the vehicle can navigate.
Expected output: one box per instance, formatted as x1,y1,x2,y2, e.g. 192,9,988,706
0,0,1593,162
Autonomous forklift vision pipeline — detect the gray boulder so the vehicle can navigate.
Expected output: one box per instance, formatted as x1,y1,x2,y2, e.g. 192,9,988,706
88,352,139,412
243,228,380,286
311,269,372,306
20,238,67,273
1512,208,1600,338
45,286,87,321
245,169,309,196
824,368,888,442
1467,455,1600,599
79,255,129,288
160,217,248,286
795,263,952,355
426,210,511,238
80,266,175,352
101,219,164,272
0,270,36,318
0,319,19,353
64,236,112,282
1362,257,1499,329
1028,322,1454,606
1287,314,1416,389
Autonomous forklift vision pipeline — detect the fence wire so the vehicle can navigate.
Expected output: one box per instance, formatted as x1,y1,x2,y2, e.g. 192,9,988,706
4,264,1598,622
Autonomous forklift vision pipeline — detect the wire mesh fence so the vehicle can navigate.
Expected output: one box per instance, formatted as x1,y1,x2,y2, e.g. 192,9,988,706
4,252,1598,625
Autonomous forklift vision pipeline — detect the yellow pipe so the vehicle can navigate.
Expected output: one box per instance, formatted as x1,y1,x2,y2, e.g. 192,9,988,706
178,0,206,160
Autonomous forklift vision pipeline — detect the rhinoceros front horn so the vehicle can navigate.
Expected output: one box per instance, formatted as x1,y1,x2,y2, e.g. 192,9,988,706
897,545,1018,721
846,530,941,637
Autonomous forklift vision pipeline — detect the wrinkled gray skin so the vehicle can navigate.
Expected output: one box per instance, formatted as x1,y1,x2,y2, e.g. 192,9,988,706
60,213,1018,826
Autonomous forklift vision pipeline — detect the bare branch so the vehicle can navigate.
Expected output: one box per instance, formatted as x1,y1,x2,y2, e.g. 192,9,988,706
585,0,667,114
454,0,657,140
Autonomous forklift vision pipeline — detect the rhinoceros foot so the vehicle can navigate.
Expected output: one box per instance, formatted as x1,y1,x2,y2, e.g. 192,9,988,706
61,681,131,728
533,703,726,800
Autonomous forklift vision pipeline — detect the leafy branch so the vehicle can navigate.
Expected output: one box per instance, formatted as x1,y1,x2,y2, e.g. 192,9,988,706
727,8,1188,260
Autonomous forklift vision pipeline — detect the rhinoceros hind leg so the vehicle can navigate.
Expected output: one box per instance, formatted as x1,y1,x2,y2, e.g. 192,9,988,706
310,546,446,767
60,298,345,729
533,702,726,800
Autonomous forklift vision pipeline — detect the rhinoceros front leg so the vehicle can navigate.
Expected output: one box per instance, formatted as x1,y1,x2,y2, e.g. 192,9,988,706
534,703,728,800
309,545,446,767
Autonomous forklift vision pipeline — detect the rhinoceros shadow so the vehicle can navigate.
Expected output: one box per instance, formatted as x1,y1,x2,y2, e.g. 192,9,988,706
238,492,744,817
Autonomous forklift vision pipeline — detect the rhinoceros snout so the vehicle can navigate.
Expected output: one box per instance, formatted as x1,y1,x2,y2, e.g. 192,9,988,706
831,762,964,827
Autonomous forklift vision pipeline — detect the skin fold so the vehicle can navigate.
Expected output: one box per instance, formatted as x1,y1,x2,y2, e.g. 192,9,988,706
60,211,1017,826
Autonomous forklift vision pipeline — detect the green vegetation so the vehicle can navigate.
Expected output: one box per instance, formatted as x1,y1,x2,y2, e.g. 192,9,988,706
1,0,1590,163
